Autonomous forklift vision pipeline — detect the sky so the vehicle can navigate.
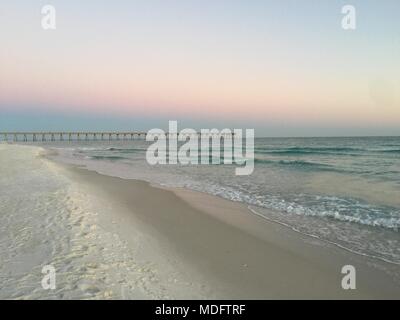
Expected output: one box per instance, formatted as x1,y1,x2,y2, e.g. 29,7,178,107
0,0,399,136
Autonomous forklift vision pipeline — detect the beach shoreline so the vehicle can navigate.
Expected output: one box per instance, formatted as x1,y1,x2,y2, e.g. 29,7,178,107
1,143,399,299
55,156,400,299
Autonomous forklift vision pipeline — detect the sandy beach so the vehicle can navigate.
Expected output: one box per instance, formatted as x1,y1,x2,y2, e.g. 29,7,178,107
2,0,400,304
1,144,399,299
61,160,400,299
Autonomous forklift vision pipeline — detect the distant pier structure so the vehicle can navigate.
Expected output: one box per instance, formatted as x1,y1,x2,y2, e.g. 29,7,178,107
0,131,235,142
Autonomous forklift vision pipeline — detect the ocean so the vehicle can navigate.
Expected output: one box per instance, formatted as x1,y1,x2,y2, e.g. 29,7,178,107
14,136,400,265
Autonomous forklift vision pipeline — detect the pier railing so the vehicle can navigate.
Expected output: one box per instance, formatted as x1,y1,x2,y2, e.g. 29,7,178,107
0,132,235,142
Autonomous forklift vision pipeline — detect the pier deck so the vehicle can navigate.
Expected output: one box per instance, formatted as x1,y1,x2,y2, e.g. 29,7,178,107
0,131,235,142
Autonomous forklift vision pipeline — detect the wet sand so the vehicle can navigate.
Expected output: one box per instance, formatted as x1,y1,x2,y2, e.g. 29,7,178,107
62,165,400,299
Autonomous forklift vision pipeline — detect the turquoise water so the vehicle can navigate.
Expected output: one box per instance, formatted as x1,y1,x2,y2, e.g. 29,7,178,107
30,136,400,264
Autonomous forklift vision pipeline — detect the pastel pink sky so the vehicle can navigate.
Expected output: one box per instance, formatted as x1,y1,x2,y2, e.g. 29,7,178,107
1,1,399,135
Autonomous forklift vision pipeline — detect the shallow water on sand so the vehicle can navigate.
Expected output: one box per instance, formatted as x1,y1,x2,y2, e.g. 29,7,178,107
35,136,400,265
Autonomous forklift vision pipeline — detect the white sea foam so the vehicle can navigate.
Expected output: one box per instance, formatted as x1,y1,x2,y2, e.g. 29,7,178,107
45,141,400,266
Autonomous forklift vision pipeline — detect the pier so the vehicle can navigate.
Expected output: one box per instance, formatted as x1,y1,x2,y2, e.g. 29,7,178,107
0,132,148,142
0,131,235,142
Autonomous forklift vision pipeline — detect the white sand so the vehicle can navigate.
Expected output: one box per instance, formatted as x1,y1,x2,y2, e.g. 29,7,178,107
1,144,399,299
0,144,212,299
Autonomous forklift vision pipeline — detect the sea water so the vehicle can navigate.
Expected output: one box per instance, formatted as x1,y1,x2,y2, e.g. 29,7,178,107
30,136,400,266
